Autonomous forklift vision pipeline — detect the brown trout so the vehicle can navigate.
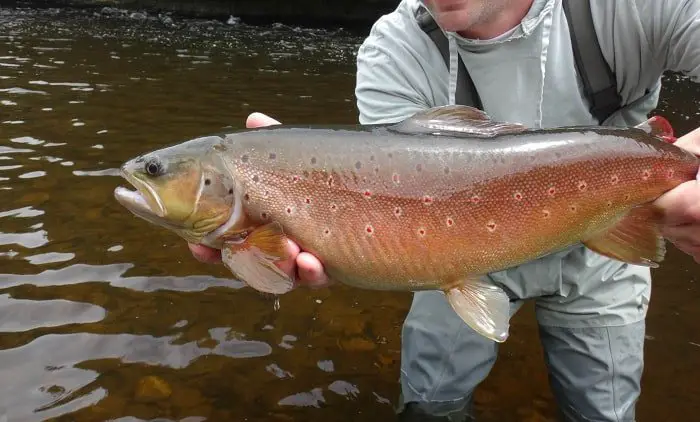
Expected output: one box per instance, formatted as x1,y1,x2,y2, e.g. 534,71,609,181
114,105,698,342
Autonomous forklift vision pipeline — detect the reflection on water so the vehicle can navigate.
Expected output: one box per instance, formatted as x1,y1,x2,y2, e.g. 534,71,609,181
0,6,699,422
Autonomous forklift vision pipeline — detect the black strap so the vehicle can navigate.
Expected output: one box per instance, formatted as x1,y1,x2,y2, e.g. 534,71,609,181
415,0,622,123
562,0,622,123
414,5,482,109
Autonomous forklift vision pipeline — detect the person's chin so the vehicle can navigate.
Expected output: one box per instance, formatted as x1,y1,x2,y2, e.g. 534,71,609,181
433,11,473,33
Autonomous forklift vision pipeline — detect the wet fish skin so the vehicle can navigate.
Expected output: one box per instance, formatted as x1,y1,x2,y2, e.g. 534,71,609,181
115,105,699,343
212,121,696,288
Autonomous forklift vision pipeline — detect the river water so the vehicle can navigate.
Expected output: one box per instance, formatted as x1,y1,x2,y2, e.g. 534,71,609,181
0,6,699,422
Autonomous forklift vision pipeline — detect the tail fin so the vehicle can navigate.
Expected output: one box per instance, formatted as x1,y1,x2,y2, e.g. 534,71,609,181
635,116,676,144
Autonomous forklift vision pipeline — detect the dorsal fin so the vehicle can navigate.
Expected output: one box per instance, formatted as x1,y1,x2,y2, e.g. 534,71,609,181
634,115,676,143
391,105,528,138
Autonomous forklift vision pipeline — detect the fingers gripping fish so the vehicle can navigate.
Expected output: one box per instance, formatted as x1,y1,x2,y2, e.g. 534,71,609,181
114,105,697,343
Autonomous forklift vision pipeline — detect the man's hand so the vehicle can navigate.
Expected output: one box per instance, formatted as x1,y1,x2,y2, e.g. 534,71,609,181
655,126,700,262
188,112,331,289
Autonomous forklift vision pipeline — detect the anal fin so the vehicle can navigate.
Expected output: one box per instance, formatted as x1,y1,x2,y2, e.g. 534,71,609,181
444,278,512,343
221,222,295,295
583,205,666,268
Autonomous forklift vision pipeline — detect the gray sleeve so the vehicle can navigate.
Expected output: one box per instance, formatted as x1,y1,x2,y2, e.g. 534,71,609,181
354,13,449,125
637,0,700,80
355,43,429,125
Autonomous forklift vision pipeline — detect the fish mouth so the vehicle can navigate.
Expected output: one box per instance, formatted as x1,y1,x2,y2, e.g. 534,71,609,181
114,167,166,219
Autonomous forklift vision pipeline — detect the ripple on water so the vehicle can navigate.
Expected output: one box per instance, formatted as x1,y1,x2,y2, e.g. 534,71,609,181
0,293,105,332
24,251,75,265
18,171,46,179
0,229,49,249
0,206,45,218
0,263,244,292
0,331,271,420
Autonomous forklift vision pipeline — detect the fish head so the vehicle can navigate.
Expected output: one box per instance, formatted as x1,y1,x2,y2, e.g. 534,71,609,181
114,136,237,245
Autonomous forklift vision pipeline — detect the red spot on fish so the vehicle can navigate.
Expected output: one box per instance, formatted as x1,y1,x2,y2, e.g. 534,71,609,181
542,210,550,218
667,169,675,178
486,221,497,232
244,193,250,201
611,175,619,184
606,201,613,208
324,228,330,235
327,176,334,187
292,175,300,182
423,195,433,205
446,217,454,227
286,207,293,214
417,228,426,237
547,187,556,196
330,203,337,211
624,194,631,201
305,197,311,204
363,190,372,199
261,212,268,219
513,192,523,201
392,173,400,184
569,205,577,212
394,207,402,217
642,169,651,180
471,195,480,204
365,224,374,235
577,181,587,191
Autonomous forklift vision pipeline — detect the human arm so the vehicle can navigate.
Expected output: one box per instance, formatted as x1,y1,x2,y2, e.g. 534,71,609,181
639,0,700,261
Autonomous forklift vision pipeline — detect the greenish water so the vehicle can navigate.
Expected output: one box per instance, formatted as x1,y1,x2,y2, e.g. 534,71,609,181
0,7,699,422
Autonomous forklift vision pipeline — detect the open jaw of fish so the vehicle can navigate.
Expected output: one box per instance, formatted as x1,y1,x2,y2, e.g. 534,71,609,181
114,168,166,220
114,105,698,344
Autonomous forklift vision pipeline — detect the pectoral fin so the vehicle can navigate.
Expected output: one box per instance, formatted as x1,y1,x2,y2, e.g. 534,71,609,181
582,205,666,267
221,222,295,295
444,278,512,343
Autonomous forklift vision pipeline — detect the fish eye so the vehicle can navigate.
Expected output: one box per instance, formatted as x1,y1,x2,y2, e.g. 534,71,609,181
144,159,162,176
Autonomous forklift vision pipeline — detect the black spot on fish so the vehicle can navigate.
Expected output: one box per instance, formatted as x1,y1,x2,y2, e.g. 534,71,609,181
355,161,362,170
370,155,375,161
302,170,310,178
269,152,276,160
228,188,233,195
416,163,422,172
252,175,259,183
444,166,450,175
311,157,317,165
241,154,249,163
204,179,211,186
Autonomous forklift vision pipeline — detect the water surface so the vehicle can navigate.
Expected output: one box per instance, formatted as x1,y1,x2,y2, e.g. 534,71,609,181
0,7,699,422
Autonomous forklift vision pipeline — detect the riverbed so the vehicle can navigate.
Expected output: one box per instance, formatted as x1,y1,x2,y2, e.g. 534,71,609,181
1,7,700,422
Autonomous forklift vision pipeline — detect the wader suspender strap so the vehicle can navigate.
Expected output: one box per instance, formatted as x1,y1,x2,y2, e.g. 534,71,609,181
415,0,622,123
414,6,483,110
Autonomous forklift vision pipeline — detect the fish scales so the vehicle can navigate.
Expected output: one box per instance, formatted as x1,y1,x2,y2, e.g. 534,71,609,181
216,125,697,290
115,105,698,343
